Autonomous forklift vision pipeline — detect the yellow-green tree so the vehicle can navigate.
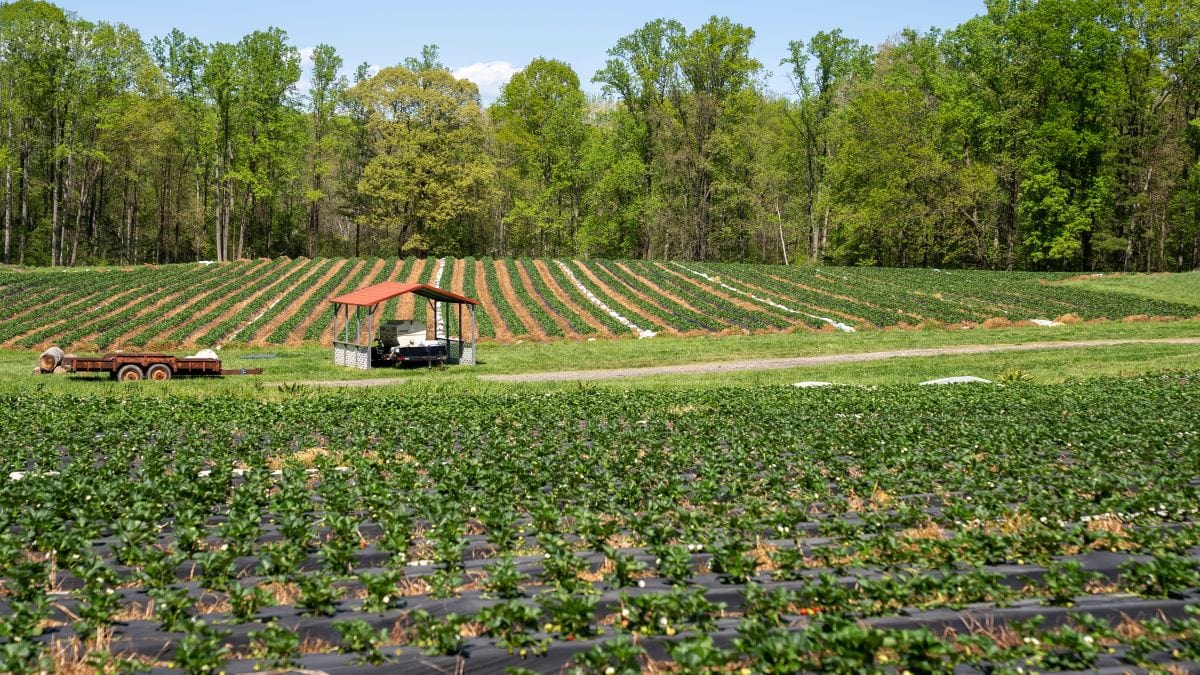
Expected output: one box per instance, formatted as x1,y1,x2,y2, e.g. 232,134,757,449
349,66,495,256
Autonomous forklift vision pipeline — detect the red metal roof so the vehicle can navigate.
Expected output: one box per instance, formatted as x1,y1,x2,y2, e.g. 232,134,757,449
328,281,479,307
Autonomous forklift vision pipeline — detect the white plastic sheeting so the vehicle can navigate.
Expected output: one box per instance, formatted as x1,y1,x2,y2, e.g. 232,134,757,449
1030,319,1063,327
432,257,447,330
919,376,994,385
792,381,835,388
672,263,855,332
555,261,656,338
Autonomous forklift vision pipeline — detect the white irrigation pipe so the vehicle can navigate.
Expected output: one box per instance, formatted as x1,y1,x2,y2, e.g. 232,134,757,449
231,296,283,342
672,262,855,333
432,257,447,331
556,261,656,338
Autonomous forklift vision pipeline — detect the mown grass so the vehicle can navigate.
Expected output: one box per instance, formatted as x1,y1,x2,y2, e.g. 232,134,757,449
2,318,1196,396
528,341,1200,390
1062,270,1200,307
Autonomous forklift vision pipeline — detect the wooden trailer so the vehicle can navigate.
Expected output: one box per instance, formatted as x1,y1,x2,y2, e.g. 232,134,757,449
59,353,263,381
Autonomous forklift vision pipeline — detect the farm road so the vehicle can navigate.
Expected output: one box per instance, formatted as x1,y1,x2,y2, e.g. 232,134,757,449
290,337,1200,386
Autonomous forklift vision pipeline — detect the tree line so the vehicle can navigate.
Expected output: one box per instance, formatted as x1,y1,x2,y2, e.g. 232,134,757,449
1,0,1198,271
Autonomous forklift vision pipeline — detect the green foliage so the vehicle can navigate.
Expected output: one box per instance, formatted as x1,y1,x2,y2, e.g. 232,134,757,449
0,344,1198,671
248,620,300,669
348,66,494,256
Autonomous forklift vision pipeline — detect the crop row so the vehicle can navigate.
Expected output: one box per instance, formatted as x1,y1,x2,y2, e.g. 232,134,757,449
696,262,899,328
1,259,1196,348
0,272,131,345
11,267,176,348
544,259,637,336
479,257,524,336
219,258,325,344
89,265,235,350
379,257,416,321
196,259,321,347
517,258,594,335
263,259,354,344
558,260,669,335
303,258,380,342
158,258,292,346
460,258,495,339
592,261,718,332
502,258,562,337
0,373,1197,671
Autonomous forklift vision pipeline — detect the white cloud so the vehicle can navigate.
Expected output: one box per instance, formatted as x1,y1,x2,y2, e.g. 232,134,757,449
298,46,315,67
453,61,519,102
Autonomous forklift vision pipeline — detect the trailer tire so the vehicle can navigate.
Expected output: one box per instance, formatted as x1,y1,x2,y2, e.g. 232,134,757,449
147,364,172,381
117,364,144,381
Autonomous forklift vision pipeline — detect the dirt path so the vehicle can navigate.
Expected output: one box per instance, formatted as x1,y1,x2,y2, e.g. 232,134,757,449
473,259,513,340
395,259,426,321
572,261,676,335
724,274,866,326
494,259,546,339
279,338,1200,387
616,262,722,329
516,259,578,337
480,338,1200,383
656,262,796,329
810,273,926,322
2,291,105,347
252,260,347,346
533,259,611,336
293,258,367,346
450,258,466,296
314,258,386,347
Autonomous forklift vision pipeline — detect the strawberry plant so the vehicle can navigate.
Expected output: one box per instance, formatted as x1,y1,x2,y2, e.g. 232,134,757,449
248,620,301,669
334,618,392,665
357,569,403,612
174,619,231,675
476,600,547,654
408,610,465,656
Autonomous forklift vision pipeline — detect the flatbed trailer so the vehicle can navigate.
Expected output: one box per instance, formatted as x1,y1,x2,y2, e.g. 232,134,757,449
62,353,263,381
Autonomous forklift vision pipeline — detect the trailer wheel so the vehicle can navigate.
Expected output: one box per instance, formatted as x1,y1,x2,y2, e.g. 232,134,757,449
116,364,144,381
147,364,172,381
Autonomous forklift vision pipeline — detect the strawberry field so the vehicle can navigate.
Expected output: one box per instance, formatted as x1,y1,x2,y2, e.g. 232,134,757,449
1,374,1199,672
1,259,1195,350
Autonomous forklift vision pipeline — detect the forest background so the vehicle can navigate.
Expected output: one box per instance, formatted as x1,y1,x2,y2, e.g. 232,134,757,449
1,0,1198,272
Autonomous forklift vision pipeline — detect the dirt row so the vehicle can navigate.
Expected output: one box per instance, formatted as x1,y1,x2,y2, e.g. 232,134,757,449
11,258,1189,349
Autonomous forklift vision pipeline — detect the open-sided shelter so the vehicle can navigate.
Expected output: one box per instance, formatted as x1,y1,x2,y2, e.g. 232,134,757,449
328,281,479,369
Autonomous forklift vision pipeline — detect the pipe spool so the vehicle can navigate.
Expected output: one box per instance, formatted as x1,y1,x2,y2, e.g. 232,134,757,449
38,346,65,372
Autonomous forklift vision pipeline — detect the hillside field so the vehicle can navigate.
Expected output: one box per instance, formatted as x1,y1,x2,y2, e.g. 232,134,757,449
1,261,1199,672
1,258,1197,353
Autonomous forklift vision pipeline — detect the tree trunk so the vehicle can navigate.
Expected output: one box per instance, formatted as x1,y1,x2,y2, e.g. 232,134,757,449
3,155,10,265
60,151,74,267
70,163,88,267
51,132,60,267
308,175,321,257
775,201,789,266
236,188,246,260
214,162,225,262
130,181,140,263
3,117,11,265
19,145,29,265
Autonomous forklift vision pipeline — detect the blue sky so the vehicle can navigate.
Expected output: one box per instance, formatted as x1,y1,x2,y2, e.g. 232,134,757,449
58,1,982,101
